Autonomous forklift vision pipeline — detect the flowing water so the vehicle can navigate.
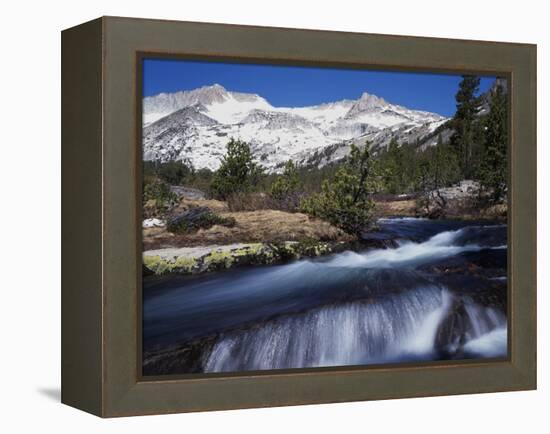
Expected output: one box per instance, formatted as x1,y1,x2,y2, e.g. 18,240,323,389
143,217,508,374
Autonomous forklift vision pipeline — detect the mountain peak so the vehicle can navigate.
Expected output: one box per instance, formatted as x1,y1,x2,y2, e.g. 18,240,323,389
344,91,389,118
204,83,227,91
197,83,229,96
358,92,387,106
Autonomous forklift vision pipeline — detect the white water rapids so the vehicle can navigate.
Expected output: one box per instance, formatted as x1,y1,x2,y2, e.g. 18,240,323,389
201,227,507,372
329,226,503,269
143,221,508,374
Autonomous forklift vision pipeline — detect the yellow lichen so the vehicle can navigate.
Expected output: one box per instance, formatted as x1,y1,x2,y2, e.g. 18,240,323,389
232,243,264,257
204,250,234,269
143,255,165,274
143,240,335,277
171,256,197,273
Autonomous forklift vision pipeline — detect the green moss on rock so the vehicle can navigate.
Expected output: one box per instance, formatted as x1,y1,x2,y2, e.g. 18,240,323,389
144,240,340,277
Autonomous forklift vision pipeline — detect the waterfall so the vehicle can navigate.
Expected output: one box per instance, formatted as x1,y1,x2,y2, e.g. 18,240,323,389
203,287,507,373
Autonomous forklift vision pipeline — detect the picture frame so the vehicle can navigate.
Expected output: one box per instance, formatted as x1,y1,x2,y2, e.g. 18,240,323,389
61,16,536,417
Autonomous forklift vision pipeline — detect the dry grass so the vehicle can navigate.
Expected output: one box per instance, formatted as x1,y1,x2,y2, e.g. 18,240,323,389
226,192,301,212
226,192,277,212
448,202,507,221
143,208,352,250
171,198,229,213
375,199,417,217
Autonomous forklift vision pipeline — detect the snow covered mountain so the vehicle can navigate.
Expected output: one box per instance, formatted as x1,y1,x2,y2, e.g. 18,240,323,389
143,84,447,171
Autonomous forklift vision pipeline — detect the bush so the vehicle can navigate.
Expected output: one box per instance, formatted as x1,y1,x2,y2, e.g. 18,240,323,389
143,179,178,218
300,143,378,236
226,192,277,212
227,191,304,212
167,206,236,234
274,192,303,212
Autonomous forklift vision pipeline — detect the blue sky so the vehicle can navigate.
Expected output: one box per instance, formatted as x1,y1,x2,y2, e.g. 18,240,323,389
143,58,497,117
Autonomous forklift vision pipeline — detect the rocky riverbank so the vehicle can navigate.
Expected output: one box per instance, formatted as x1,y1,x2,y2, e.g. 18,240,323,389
143,240,361,276
142,194,363,276
375,180,507,222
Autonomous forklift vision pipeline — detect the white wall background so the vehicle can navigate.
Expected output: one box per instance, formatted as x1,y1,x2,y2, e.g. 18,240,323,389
0,1,546,432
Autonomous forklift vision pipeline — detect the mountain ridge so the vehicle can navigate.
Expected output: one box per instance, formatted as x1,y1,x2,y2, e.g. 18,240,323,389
143,84,448,172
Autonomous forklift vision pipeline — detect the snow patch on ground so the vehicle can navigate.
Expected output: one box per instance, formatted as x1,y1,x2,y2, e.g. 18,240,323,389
143,218,166,228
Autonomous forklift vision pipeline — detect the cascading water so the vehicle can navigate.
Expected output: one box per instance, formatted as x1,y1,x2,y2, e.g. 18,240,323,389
204,287,445,372
203,288,506,372
143,218,508,375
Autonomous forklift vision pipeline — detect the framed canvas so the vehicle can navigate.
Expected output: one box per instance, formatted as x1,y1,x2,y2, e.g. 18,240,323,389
61,16,536,417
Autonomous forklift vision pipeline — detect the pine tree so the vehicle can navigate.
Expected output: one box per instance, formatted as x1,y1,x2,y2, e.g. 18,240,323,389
414,134,460,217
210,138,263,200
270,160,299,200
380,138,406,194
270,160,301,210
479,84,508,202
451,75,482,178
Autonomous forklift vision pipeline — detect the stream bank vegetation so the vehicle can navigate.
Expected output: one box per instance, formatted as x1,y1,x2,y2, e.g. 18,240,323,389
142,76,507,275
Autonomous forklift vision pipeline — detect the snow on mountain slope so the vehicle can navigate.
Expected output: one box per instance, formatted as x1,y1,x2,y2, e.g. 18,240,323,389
143,84,448,171
286,100,355,124
143,83,273,126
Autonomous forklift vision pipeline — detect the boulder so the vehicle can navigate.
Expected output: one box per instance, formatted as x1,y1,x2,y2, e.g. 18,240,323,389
169,186,206,200
434,298,472,357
